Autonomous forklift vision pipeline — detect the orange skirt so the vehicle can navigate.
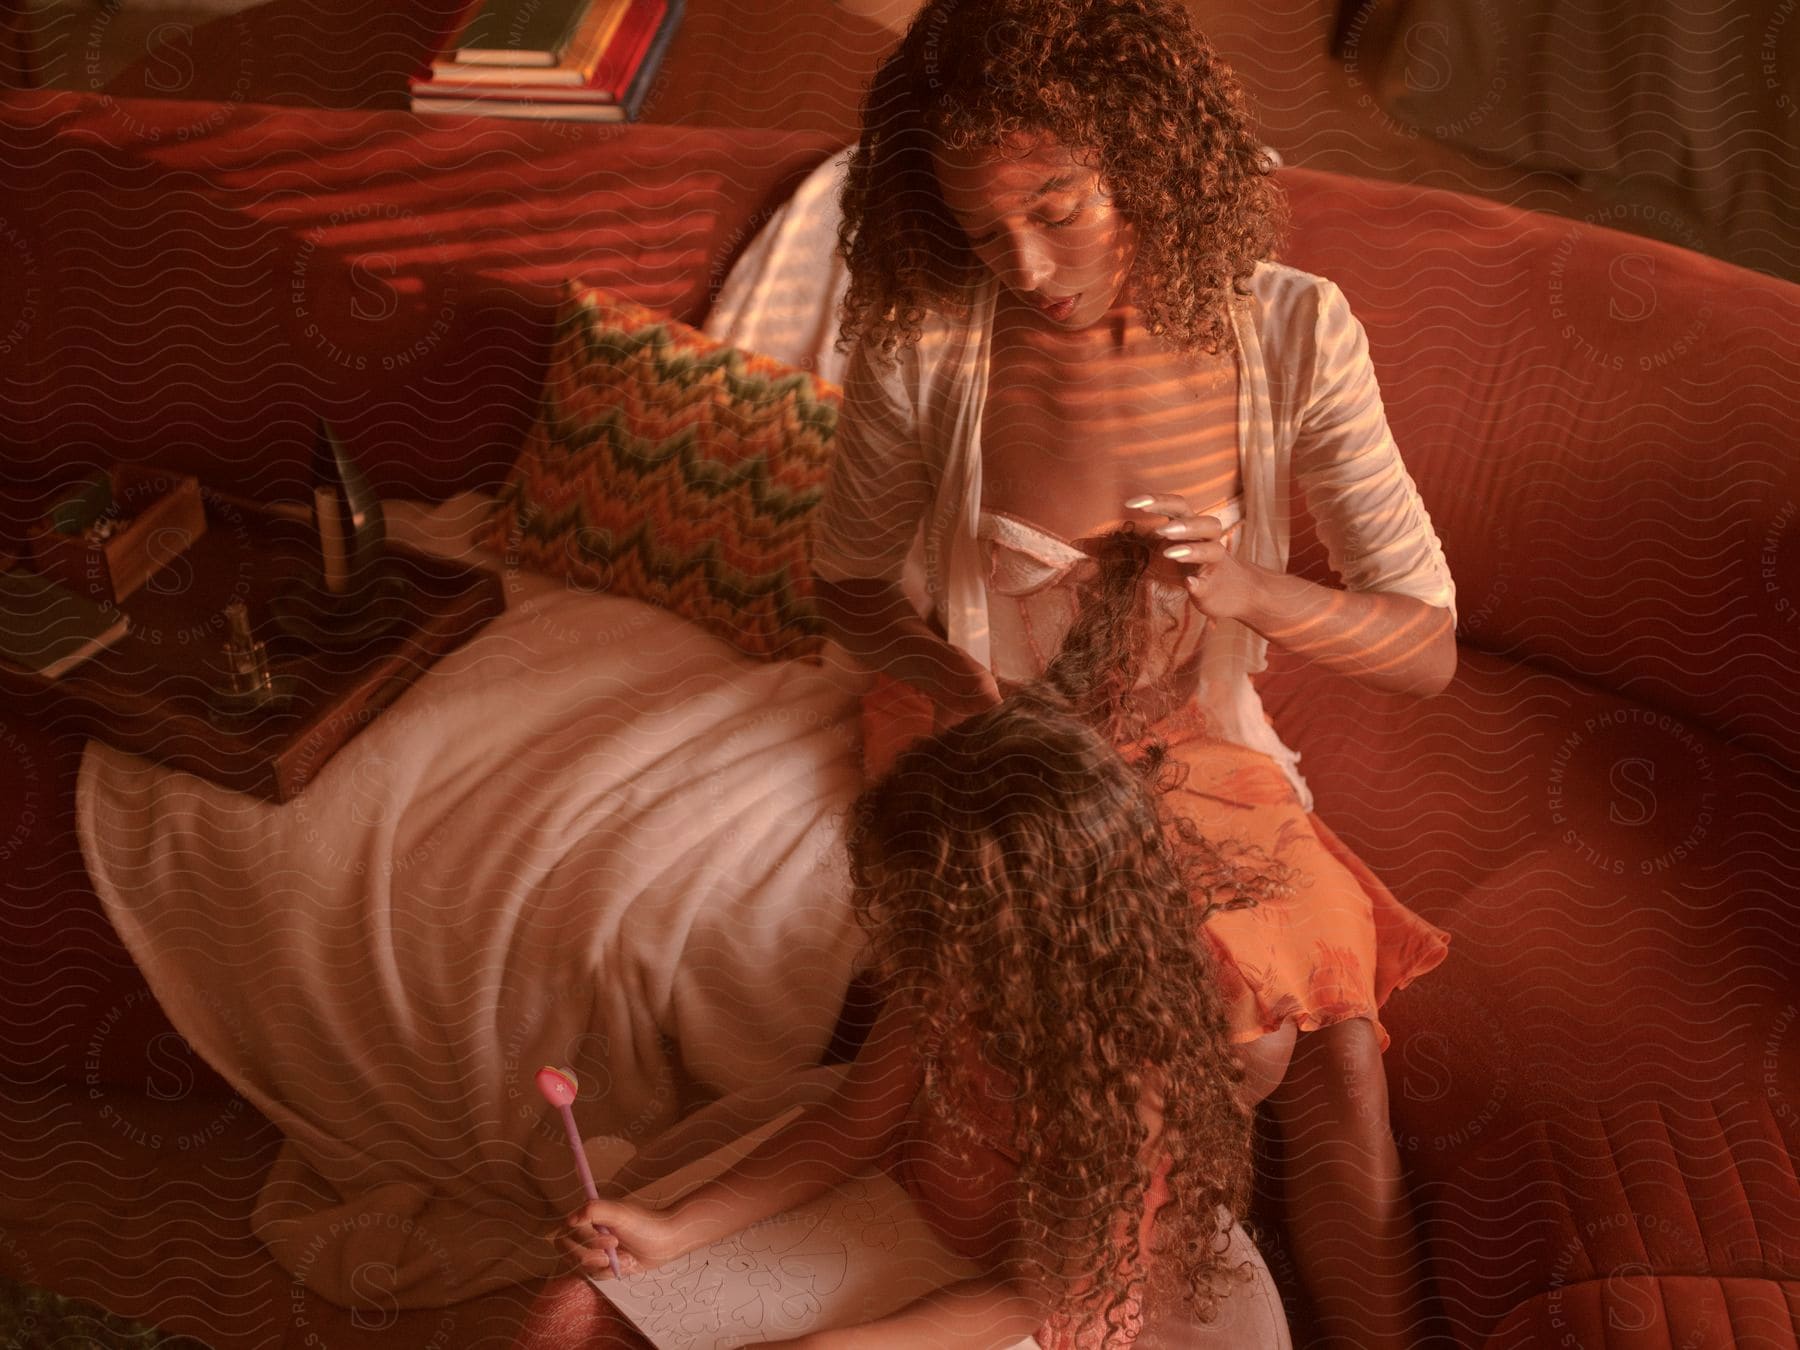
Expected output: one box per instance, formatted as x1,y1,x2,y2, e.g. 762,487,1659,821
860,677,1450,1051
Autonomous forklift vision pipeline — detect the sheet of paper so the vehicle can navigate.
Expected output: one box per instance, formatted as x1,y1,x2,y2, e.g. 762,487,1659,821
592,1167,1032,1349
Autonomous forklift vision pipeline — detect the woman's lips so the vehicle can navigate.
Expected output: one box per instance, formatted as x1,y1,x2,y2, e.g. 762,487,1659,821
1038,293,1078,320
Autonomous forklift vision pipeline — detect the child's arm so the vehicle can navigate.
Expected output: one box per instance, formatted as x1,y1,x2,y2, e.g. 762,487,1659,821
556,999,921,1277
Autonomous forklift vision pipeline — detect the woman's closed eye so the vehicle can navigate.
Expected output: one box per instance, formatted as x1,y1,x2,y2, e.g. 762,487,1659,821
969,208,1085,247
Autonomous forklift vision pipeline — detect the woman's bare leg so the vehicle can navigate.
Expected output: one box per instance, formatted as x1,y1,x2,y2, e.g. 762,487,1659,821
1262,1017,1424,1350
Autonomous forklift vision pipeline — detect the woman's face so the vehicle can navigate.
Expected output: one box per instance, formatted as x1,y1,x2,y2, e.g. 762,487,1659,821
931,132,1140,331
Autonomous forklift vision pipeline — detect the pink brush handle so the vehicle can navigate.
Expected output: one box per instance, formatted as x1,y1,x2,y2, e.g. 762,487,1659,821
557,1103,600,1199
556,1102,622,1280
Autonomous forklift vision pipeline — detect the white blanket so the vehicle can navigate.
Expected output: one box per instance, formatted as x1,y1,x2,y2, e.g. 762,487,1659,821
77,492,872,1308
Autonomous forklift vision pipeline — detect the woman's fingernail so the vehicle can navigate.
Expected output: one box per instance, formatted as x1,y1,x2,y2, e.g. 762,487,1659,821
1154,522,1180,537
1164,545,1192,559
1124,496,1153,509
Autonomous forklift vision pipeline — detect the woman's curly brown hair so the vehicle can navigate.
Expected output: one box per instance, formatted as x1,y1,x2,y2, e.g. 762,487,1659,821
846,528,1290,1342
833,0,1287,364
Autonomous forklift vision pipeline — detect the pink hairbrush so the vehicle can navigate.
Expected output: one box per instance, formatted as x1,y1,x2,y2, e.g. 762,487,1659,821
536,1065,623,1280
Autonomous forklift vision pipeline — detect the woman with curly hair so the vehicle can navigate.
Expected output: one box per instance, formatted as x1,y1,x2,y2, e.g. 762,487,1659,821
558,531,1293,1346
804,2,1460,1345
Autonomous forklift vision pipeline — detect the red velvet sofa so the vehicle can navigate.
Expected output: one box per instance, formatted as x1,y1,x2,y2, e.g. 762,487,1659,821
2,17,1798,1348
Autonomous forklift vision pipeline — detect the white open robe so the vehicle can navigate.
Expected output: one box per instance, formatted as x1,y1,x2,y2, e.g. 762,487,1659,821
810,261,1459,812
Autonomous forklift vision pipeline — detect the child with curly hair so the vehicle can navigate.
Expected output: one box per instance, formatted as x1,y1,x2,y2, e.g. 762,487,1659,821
806,1,1459,1344
557,531,1293,1348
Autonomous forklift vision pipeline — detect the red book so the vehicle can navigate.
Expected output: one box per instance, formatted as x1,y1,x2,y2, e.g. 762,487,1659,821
585,0,664,101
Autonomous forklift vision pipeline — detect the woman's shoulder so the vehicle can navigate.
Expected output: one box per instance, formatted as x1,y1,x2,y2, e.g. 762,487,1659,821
854,285,988,369
1238,261,1372,407
844,286,990,429
1240,261,1347,340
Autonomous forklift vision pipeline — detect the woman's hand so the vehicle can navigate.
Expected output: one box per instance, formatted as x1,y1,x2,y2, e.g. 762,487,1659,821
1126,493,1459,696
814,577,1000,725
905,641,1001,729
550,1197,683,1280
1124,492,1265,624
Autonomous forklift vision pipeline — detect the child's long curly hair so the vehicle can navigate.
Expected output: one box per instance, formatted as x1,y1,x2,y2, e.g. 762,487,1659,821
834,0,1287,364
846,528,1286,1341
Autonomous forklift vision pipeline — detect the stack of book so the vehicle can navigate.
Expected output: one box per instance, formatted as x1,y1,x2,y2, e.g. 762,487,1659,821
411,0,684,123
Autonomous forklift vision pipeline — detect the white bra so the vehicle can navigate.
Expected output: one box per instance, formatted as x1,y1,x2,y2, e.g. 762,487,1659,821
977,493,1247,592
975,494,1247,686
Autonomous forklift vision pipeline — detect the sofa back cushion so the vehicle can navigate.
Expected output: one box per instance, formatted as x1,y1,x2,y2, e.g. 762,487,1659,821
0,91,844,549
1278,168,1800,774
478,283,841,662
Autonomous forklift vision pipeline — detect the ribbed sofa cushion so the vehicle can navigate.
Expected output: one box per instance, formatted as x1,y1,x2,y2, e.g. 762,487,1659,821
1423,1090,1800,1337
1483,1275,1799,1349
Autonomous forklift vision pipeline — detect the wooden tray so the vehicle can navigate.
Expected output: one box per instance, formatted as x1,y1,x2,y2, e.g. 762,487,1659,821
0,489,505,802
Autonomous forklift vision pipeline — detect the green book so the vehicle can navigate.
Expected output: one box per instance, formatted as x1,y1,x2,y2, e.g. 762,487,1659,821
0,567,130,680
453,0,593,65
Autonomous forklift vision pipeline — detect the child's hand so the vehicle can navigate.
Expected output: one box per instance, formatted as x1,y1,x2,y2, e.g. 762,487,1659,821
550,1198,681,1279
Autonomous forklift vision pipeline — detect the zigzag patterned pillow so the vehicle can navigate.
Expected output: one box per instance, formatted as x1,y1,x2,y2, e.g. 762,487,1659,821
480,283,842,662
